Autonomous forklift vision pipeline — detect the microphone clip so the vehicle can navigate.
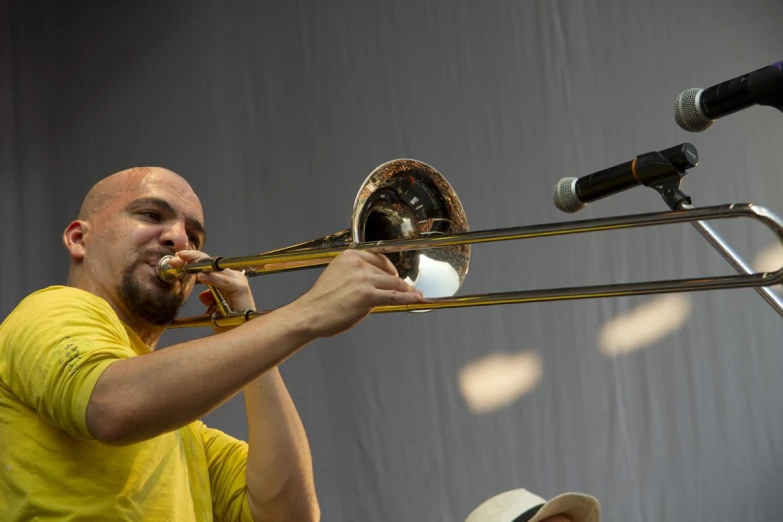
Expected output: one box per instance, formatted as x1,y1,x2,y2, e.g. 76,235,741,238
637,149,693,210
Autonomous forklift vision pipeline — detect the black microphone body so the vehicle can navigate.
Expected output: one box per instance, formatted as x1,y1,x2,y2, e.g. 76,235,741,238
574,144,698,203
675,61,783,131
701,61,783,117
552,144,698,213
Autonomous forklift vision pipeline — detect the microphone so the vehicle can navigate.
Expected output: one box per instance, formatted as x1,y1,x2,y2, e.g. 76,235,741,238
552,143,698,213
674,60,783,132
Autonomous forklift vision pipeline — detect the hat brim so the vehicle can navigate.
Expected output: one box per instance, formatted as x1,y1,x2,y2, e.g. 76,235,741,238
528,492,600,522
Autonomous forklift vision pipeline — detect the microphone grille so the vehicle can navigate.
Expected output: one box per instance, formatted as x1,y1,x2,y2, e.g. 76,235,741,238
552,177,585,213
674,88,713,132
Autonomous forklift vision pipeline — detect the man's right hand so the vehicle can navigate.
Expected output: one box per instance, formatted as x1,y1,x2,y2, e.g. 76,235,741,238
287,249,424,338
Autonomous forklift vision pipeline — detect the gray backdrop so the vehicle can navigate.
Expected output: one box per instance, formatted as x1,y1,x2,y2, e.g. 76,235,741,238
2,1,783,521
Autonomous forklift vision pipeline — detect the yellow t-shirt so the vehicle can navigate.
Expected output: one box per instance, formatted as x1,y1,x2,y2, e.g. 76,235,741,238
0,286,254,521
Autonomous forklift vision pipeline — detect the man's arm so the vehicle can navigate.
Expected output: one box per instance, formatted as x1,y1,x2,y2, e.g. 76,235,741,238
193,269,319,522
85,303,312,445
243,370,319,522
192,261,319,522
85,249,421,445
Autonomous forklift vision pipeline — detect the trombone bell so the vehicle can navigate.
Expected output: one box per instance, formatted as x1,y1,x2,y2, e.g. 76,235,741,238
351,159,470,299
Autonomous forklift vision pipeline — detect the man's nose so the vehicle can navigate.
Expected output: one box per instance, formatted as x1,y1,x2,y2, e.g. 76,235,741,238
160,222,190,251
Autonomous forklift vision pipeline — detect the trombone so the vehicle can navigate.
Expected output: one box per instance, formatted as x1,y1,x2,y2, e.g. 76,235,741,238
158,158,783,328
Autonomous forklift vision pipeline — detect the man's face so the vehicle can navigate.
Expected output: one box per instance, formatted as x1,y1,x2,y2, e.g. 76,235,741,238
542,516,571,522
83,170,206,325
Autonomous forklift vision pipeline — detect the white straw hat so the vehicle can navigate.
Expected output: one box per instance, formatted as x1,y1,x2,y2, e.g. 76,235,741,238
465,488,600,522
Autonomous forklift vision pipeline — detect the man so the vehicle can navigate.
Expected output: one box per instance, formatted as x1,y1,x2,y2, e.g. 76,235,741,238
465,488,601,522
0,166,424,521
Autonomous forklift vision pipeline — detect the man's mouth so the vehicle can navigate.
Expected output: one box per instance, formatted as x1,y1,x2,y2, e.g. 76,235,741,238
143,252,174,272
140,259,176,287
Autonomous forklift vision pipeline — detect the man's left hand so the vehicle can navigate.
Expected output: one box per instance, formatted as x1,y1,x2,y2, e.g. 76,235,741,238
170,250,257,318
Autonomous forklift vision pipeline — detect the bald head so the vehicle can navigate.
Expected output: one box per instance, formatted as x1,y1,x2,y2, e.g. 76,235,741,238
64,165,207,340
77,167,195,221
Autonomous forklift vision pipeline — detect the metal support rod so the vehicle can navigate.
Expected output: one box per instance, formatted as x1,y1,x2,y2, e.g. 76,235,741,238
679,203,783,317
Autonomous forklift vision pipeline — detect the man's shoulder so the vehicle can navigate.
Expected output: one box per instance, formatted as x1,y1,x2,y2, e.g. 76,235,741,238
1,286,116,331
19,285,108,309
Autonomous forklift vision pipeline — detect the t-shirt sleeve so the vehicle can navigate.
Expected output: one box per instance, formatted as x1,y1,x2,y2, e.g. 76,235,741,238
0,288,137,440
196,421,254,522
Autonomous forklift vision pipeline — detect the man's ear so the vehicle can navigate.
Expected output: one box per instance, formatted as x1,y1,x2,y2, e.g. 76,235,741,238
63,220,89,261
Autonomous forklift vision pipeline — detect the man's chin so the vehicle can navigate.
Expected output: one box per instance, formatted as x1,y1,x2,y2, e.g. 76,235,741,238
119,262,187,326
127,292,186,326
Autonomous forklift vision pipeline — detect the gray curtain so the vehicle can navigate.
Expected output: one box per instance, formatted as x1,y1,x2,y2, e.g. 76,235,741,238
2,1,783,521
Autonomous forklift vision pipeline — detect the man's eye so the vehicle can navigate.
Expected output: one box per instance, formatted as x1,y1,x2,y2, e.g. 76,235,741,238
188,236,199,247
140,211,161,221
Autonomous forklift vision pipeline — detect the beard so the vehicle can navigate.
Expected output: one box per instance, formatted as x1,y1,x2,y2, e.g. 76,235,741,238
117,252,189,326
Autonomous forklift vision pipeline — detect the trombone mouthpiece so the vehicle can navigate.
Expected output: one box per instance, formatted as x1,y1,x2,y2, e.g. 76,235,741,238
157,255,184,283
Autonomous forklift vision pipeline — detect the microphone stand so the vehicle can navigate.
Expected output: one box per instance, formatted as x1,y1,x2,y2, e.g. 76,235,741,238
648,159,783,317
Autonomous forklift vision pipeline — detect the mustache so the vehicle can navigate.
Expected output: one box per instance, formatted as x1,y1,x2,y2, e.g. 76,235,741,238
133,248,176,266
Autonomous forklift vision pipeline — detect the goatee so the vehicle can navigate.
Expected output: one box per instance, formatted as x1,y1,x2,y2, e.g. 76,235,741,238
118,258,188,326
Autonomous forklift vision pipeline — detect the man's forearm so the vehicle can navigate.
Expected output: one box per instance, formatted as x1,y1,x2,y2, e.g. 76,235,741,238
86,306,315,445
244,370,319,522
